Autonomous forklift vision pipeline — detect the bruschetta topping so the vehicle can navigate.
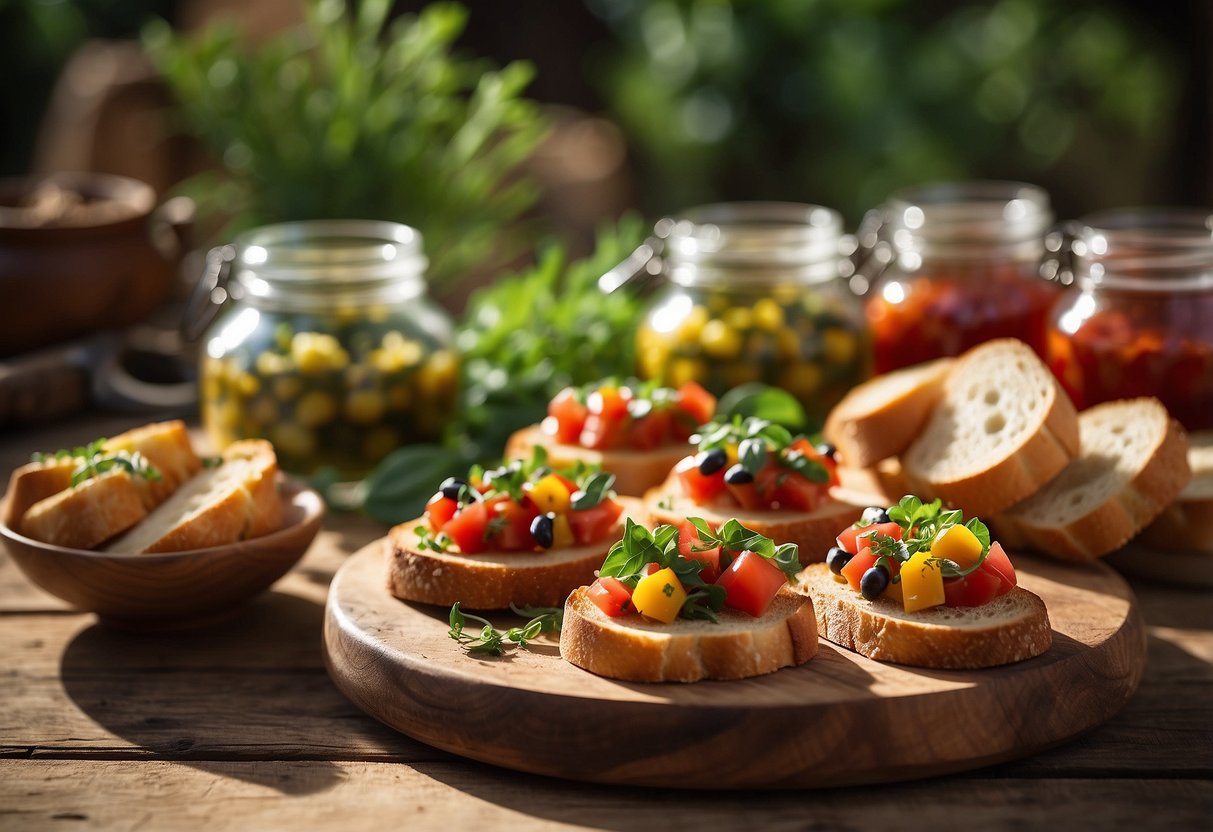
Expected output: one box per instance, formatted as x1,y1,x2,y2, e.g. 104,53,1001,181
541,379,716,451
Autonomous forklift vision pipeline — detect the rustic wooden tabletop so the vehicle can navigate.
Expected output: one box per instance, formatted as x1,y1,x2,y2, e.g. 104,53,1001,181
1,415,1210,831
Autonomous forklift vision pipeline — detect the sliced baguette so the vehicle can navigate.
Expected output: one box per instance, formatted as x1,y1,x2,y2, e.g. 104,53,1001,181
20,470,148,550
3,420,201,535
1136,429,1213,554
823,358,953,468
386,497,640,610
505,424,689,497
901,339,1080,516
560,585,818,682
644,474,862,565
991,398,1190,562
833,459,910,511
798,563,1052,669
104,440,281,554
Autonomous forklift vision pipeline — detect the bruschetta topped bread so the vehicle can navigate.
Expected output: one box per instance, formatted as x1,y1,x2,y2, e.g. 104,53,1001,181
560,517,818,682
387,448,636,609
644,416,861,563
505,379,717,497
799,495,1051,669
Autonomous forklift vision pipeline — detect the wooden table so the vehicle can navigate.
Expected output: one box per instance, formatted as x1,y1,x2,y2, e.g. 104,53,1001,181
1,415,1210,830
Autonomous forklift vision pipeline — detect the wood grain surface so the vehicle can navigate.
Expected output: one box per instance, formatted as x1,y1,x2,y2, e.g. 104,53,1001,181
1,415,1210,830
323,541,1148,789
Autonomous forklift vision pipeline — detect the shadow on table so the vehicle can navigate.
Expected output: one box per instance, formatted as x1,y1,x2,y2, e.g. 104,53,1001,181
57,588,392,796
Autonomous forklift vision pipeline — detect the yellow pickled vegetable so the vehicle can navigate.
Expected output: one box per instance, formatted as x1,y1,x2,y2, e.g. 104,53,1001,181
932,524,984,568
752,298,784,331
631,568,687,624
700,319,743,358
551,514,575,548
900,551,945,613
524,474,573,514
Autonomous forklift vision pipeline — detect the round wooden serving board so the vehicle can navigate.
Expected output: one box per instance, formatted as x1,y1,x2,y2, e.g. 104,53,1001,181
323,541,1146,789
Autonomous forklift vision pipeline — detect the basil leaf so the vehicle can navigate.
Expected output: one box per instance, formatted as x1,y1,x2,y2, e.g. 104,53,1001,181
771,543,801,579
716,384,807,429
965,517,992,553
738,438,769,474
362,444,472,525
571,472,616,510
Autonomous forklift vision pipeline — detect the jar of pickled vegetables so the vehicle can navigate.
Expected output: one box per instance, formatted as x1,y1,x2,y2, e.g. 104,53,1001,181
193,220,459,479
633,202,870,427
1045,208,1213,431
859,181,1062,374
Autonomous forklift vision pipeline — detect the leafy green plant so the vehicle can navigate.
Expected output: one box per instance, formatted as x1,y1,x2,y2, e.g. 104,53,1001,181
145,0,547,285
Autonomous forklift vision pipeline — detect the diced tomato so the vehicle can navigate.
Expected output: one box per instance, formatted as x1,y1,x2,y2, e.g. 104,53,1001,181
567,498,624,545
675,455,727,504
425,493,458,531
580,413,627,450
641,562,661,576
677,519,722,583
857,522,903,548
772,471,825,512
726,472,768,511
586,577,633,617
441,500,491,554
547,387,588,444
492,499,540,551
982,541,1017,588
786,438,840,488
943,563,1005,607
675,382,716,427
587,386,631,419
837,521,902,554
715,550,787,617
627,408,672,451
840,546,877,591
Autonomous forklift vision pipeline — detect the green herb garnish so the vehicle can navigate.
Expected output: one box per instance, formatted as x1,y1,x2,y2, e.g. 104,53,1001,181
876,495,995,579
447,602,563,655
694,416,828,483
32,439,162,488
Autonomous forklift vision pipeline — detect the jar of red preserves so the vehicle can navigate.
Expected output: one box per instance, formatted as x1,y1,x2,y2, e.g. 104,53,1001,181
1045,209,1213,431
859,181,1062,374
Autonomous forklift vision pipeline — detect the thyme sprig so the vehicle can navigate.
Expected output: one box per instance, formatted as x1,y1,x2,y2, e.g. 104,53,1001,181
868,496,994,580
32,440,162,488
447,602,563,655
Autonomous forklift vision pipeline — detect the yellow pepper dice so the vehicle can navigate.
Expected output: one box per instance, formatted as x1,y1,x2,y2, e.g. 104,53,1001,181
932,524,984,568
524,474,573,514
552,514,575,548
631,568,687,624
900,551,946,613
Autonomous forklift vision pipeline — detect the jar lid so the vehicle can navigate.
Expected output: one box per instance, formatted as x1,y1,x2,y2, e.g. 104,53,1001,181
233,219,428,310
663,202,845,285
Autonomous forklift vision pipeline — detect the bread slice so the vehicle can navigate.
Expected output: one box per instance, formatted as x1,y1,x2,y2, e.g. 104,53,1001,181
20,470,148,549
104,440,281,554
901,339,1080,516
991,398,1190,561
2,458,76,533
505,424,689,497
103,420,201,508
833,459,910,511
798,563,1051,669
386,497,640,610
823,358,953,468
644,474,862,565
1137,429,1213,554
560,585,818,682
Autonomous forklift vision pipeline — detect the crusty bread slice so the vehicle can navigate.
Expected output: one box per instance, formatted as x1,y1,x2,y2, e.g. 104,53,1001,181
386,497,641,610
823,358,953,469
901,339,1080,516
20,470,147,549
798,563,1051,669
991,398,1190,562
560,585,818,682
833,459,910,511
104,440,281,554
644,474,862,565
505,424,690,497
1137,429,1213,554
3,420,201,535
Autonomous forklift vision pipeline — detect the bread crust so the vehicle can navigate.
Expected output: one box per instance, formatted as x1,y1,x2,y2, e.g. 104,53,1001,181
560,585,818,682
824,358,952,469
901,339,1080,516
798,564,1052,669
103,420,202,508
20,471,147,549
1136,429,1213,554
505,424,689,497
386,497,640,609
2,459,75,534
643,474,862,564
992,403,1191,561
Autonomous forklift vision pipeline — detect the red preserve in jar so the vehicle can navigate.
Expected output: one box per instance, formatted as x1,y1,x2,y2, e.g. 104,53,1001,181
860,181,1062,374
1046,209,1213,431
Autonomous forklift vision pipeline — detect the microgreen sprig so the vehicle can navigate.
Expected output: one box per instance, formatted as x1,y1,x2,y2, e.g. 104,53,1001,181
874,495,995,579
32,439,163,488
693,416,828,482
447,602,563,656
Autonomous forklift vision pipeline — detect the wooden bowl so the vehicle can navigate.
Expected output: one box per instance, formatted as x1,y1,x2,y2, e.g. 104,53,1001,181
0,478,324,628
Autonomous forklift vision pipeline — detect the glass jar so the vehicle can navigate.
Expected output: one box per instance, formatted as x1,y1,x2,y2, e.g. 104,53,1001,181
633,202,870,427
1045,208,1213,431
194,220,459,479
860,181,1062,374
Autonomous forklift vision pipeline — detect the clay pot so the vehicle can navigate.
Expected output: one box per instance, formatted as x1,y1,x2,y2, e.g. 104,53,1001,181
0,172,184,357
